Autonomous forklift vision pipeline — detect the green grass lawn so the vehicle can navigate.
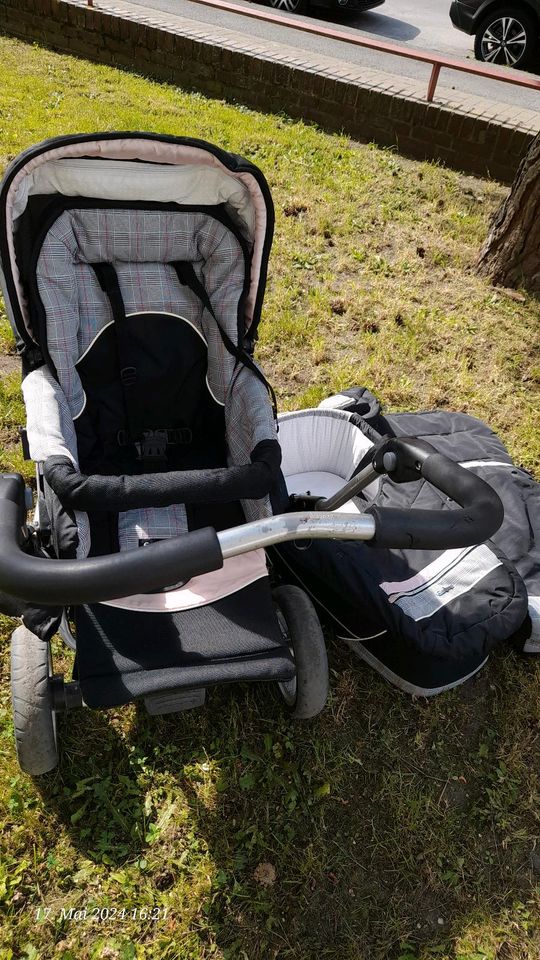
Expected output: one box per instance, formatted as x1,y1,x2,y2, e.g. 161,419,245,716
0,33,539,960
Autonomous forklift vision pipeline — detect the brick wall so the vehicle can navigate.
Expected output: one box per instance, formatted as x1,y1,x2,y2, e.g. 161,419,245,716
0,0,534,183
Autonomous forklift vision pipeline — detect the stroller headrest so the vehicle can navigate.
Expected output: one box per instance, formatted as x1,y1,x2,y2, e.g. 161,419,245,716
0,133,274,353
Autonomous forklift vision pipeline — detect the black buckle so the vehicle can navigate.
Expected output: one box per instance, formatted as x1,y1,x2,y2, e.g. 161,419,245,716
120,366,137,387
117,427,193,459
19,427,31,461
136,430,169,463
166,428,192,445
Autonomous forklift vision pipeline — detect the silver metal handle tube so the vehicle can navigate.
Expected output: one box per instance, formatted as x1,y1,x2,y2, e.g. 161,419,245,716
217,511,376,559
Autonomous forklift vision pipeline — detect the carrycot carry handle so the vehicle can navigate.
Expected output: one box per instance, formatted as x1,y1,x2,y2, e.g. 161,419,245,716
0,474,224,606
365,437,504,550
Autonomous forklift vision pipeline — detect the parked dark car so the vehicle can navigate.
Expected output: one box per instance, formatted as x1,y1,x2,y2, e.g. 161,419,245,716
269,0,385,16
450,0,540,68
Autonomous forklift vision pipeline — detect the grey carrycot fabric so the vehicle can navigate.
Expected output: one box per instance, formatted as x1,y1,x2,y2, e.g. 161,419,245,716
379,408,540,654
279,391,538,659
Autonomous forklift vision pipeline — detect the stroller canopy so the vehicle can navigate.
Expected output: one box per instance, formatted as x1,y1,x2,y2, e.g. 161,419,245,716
0,132,274,360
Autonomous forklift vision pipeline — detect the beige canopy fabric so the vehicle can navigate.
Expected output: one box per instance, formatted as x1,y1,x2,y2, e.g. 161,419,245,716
1,133,273,346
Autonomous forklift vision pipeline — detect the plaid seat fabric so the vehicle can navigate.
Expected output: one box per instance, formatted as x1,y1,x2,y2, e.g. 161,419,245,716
23,206,277,555
37,209,244,418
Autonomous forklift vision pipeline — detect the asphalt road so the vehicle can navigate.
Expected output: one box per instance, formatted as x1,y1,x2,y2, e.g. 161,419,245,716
128,0,540,111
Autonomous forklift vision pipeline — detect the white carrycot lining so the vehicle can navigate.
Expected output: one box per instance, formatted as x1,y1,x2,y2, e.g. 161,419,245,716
279,409,380,500
5,138,268,339
285,471,364,515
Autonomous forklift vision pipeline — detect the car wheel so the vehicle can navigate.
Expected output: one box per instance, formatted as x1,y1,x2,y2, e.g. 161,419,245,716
474,7,538,69
269,0,308,13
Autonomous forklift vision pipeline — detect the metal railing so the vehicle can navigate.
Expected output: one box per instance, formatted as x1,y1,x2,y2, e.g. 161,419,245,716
86,0,540,102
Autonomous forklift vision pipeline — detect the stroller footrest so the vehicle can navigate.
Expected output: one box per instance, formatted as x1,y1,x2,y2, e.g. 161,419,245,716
144,686,205,715
73,577,295,708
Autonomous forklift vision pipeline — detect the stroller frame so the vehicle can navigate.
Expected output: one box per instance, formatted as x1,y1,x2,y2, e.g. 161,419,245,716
0,132,502,775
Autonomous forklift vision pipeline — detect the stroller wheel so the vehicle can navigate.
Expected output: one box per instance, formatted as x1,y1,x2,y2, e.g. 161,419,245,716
273,585,328,720
11,626,58,776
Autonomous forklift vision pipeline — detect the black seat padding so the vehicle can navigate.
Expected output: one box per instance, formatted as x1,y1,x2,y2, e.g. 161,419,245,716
74,577,294,708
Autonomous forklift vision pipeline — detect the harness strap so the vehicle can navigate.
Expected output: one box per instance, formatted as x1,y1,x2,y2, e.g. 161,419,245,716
90,262,143,446
91,262,193,464
171,261,278,423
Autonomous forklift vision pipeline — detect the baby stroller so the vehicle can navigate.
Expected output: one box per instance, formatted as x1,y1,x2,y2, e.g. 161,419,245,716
0,132,502,775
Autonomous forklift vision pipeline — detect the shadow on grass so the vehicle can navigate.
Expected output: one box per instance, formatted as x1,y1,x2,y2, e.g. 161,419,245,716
34,705,149,868
179,646,538,959
33,638,539,959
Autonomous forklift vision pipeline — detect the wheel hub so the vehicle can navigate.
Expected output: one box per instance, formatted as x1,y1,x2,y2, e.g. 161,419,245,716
481,17,527,66
271,0,300,9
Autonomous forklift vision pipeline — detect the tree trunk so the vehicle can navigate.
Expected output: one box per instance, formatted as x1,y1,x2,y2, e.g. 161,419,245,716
478,132,540,295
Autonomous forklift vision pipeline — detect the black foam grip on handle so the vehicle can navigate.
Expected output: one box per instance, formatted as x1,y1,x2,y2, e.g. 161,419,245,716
0,474,223,606
366,449,504,550
44,441,281,512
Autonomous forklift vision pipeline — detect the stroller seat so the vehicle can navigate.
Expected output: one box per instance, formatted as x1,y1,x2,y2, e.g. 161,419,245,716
5,136,296,709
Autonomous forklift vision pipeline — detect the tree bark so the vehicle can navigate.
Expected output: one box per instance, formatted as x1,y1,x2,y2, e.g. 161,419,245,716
478,132,540,294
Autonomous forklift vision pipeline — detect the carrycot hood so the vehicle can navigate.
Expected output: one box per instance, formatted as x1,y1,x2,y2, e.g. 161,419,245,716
0,132,274,352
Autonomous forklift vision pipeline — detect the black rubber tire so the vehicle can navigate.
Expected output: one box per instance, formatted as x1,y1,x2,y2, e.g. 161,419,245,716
273,584,328,719
11,625,58,776
269,0,308,13
474,7,538,70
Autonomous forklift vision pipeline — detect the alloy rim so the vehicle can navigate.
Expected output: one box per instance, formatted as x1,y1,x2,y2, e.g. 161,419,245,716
480,16,527,65
270,0,301,10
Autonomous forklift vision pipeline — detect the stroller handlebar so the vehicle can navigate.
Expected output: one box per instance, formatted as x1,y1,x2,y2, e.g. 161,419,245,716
365,437,504,549
0,474,223,606
295,438,503,550
0,474,375,606
0,437,502,606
